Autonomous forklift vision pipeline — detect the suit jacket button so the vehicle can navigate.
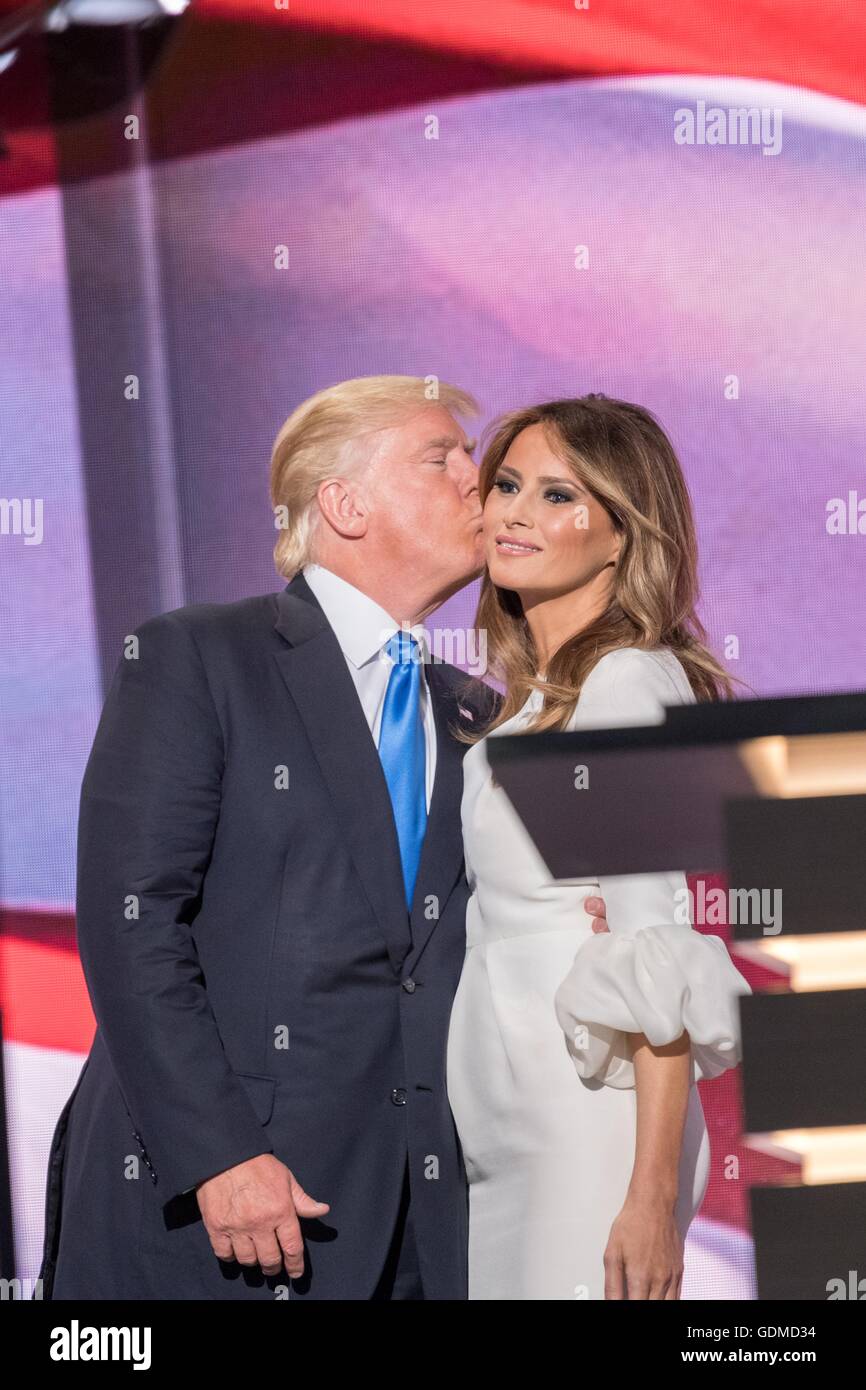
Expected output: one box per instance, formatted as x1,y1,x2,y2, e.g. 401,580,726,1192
390,1087,407,1105
402,978,416,993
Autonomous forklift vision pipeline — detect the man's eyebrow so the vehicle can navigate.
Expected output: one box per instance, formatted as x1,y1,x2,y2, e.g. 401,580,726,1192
422,435,476,454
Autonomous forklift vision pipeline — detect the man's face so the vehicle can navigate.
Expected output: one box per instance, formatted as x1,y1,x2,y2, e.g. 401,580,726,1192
360,405,484,598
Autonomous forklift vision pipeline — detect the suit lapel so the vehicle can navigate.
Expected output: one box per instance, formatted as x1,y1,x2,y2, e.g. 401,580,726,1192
272,574,413,973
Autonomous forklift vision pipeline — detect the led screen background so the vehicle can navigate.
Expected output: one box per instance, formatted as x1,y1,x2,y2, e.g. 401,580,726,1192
2,1,865,1295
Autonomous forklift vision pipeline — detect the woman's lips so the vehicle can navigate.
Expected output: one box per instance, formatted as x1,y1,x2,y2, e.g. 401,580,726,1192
494,535,541,555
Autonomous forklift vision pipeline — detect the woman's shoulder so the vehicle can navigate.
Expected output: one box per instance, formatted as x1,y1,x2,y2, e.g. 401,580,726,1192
571,645,695,730
586,645,694,696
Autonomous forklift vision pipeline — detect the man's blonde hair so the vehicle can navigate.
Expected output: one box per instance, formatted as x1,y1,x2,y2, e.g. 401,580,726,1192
269,374,479,579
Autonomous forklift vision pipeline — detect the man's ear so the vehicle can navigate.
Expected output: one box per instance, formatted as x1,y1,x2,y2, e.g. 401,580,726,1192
316,477,369,539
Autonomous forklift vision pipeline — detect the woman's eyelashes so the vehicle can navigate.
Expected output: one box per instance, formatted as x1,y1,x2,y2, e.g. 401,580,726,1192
492,476,577,505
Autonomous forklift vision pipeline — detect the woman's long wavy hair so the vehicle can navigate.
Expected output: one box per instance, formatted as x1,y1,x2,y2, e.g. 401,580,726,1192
457,394,745,742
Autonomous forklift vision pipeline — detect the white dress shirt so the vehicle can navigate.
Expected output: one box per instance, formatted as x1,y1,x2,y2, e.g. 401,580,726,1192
302,563,437,811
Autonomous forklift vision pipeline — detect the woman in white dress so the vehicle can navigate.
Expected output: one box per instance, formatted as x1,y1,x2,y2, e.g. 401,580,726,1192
445,394,753,1301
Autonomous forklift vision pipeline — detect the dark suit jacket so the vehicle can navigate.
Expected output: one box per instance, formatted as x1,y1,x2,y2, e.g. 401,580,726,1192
39,571,499,1300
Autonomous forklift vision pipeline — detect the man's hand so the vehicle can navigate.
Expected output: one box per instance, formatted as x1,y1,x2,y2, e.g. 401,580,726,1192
196,1153,330,1278
586,894,610,933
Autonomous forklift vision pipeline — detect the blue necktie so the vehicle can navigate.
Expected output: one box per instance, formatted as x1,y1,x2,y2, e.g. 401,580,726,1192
378,631,427,908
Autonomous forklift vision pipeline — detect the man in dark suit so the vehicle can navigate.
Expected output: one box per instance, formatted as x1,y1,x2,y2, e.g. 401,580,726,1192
39,376,606,1300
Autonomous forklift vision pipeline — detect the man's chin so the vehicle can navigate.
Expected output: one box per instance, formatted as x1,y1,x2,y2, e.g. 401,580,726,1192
447,561,484,595
445,550,485,589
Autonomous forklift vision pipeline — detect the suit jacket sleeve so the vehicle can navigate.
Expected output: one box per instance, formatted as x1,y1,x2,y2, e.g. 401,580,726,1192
75,609,275,1201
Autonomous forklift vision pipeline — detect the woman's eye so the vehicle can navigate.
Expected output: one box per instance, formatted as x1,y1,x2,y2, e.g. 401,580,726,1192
545,490,574,504
494,478,517,493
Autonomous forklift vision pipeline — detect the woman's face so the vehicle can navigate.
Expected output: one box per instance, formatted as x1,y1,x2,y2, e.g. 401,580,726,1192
483,422,621,599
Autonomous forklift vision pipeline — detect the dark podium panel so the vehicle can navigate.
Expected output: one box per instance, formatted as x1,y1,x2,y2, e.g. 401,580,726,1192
726,795,866,938
486,688,866,880
751,1183,866,1300
740,991,866,1133
488,733,754,878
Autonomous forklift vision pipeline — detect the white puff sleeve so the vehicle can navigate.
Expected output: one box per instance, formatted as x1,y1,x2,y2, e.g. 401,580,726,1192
552,649,753,1089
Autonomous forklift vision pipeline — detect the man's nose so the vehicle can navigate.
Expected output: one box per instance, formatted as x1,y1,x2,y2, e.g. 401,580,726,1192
457,457,480,500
